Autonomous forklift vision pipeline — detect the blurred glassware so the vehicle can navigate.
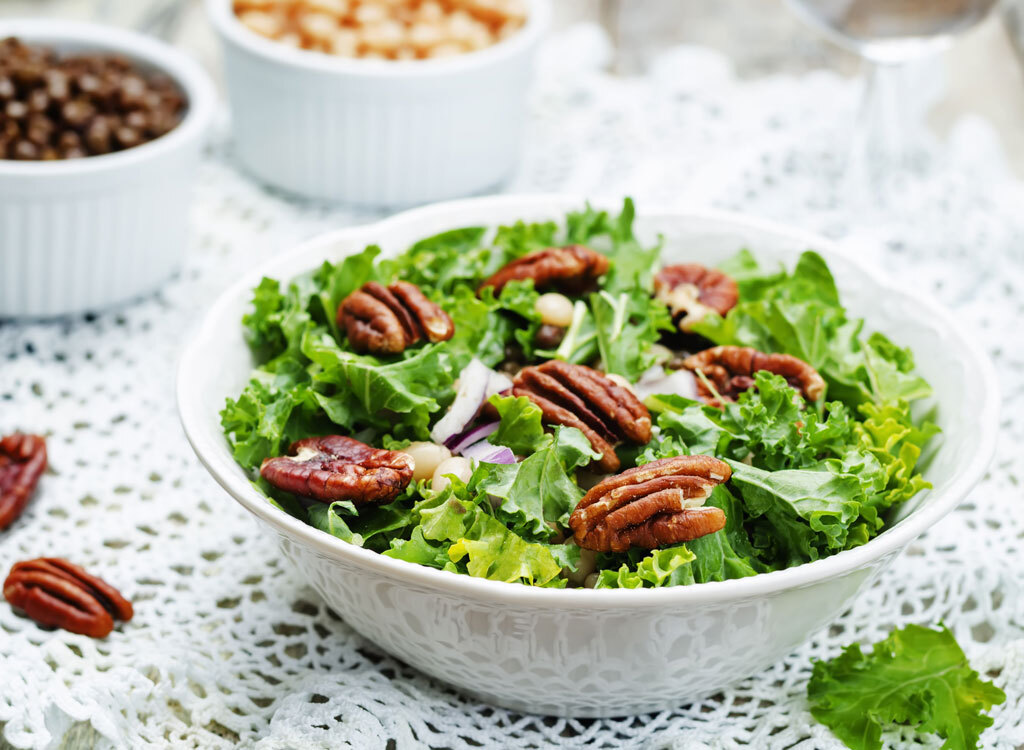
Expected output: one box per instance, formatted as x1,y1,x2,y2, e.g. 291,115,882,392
9,0,193,39
95,0,190,39
787,0,998,62
784,0,999,206
1004,0,1024,65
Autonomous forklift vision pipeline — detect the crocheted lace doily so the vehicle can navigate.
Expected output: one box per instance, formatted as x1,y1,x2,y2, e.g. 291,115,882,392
2,26,1023,750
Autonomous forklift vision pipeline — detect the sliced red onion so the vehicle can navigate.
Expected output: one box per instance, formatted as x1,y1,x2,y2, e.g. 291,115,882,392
430,358,494,445
634,367,699,402
459,440,516,464
447,421,499,453
485,370,513,397
430,359,515,445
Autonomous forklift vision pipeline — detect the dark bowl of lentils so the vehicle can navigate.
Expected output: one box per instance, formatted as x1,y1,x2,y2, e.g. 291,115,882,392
0,20,215,318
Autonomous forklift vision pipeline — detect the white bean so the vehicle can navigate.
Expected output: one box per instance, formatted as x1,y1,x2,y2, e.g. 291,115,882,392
238,10,282,37
409,22,444,50
329,27,359,56
427,41,465,58
431,456,474,492
362,20,405,50
534,293,574,328
354,2,388,24
402,441,451,482
299,12,337,39
305,0,349,14
564,547,597,586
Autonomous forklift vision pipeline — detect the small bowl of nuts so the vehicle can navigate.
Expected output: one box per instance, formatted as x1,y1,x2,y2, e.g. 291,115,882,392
207,0,550,206
0,20,215,318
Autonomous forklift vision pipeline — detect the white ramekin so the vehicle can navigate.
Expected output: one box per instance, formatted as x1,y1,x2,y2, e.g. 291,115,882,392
0,20,215,319
178,195,998,718
207,0,550,206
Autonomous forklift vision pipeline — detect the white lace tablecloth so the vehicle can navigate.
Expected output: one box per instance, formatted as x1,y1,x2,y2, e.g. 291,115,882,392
2,27,1024,750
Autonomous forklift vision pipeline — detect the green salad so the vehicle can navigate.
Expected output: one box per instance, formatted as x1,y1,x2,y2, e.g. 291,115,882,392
221,199,939,588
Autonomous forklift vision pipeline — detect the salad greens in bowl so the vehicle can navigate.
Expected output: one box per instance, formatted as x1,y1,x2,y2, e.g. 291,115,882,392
220,199,937,589
178,196,996,716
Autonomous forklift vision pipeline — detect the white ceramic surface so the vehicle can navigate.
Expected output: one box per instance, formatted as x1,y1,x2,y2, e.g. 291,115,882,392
177,195,998,718
0,20,216,319
206,0,550,207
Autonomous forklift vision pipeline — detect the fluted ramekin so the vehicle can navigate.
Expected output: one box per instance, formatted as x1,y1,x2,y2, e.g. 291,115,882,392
207,0,550,206
0,20,215,319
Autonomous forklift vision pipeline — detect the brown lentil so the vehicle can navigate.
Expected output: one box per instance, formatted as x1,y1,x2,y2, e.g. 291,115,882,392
0,37,186,161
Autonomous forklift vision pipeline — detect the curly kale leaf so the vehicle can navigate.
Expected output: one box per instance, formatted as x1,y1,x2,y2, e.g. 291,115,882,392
808,625,1005,750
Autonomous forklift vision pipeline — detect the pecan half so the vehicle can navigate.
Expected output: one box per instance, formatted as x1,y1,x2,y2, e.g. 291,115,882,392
654,263,739,330
683,345,826,404
261,435,414,505
0,433,47,530
569,456,730,552
512,361,651,472
478,245,610,295
338,280,454,354
4,558,133,638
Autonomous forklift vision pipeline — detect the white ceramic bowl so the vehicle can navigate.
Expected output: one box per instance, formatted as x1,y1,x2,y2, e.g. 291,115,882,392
207,0,550,207
177,195,998,718
0,20,216,319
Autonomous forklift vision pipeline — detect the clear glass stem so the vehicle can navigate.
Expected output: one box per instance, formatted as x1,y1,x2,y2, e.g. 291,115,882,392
845,58,937,210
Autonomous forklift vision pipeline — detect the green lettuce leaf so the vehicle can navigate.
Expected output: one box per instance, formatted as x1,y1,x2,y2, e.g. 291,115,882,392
392,486,564,586
643,373,855,471
691,250,932,407
591,288,673,381
808,625,1005,750
719,373,855,470
380,478,567,586
595,545,696,588
686,485,763,582
310,246,383,340
308,500,364,546
641,373,934,565
384,527,454,570
488,395,549,455
221,376,335,470
567,198,662,293
303,328,453,437
641,393,729,461
440,283,540,369
717,248,787,300
850,400,939,512
480,424,600,539
448,511,565,586
381,227,490,294
726,460,863,564
242,277,288,362
382,220,558,296
487,281,544,359
492,219,559,260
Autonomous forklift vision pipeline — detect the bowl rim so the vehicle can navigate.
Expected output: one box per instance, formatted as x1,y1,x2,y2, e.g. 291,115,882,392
0,19,216,178
177,194,999,610
205,0,551,78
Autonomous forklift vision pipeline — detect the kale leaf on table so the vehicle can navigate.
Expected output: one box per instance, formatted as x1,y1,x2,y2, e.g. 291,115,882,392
808,625,1005,750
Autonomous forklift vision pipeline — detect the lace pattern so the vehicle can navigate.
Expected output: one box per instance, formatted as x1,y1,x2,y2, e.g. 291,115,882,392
2,28,1023,749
